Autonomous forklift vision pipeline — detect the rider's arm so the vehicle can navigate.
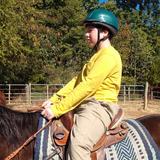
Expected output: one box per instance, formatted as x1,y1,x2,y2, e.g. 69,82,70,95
50,76,77,103
51,52,121,118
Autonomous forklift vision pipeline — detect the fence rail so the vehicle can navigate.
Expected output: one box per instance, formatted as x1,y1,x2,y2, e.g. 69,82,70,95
119,85,144,103
0,84,64,104
0,83,159,107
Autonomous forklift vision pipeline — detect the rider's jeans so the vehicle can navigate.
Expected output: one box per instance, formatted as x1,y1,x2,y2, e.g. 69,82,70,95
66,98,122,160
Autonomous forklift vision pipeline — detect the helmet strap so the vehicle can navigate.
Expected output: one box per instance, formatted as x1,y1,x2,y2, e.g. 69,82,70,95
92,29,109,52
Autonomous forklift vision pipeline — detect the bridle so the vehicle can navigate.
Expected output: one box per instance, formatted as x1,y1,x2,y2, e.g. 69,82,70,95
4,118,53,160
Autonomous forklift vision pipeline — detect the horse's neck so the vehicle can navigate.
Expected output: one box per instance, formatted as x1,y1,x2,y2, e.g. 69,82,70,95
60,111,74,131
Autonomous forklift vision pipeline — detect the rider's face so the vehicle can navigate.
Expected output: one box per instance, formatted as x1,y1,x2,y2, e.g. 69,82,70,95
85,26,98,48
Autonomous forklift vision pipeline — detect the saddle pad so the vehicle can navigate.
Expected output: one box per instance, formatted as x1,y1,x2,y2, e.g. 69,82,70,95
34,115,59,160
34,116,160,160
105,119,160,160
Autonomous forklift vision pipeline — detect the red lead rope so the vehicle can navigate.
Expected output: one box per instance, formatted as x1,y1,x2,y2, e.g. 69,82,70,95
4,119,53,160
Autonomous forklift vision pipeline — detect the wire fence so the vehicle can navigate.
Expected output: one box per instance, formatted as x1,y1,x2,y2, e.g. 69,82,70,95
0,83,159,106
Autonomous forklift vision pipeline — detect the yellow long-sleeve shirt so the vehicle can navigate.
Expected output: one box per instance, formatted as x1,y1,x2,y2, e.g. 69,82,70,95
50,45,122,117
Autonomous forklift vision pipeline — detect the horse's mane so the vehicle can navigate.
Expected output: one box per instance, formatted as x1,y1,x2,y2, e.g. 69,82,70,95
0,105,40,146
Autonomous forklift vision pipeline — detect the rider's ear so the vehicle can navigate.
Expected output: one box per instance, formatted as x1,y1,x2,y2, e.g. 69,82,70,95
103,29,109,37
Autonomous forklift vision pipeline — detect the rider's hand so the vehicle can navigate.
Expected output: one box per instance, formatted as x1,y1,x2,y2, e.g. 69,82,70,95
41,99,54,120
42,99,53,108
41,106,54,120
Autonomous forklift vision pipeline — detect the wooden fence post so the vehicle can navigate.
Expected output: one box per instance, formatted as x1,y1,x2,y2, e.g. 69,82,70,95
47,84,49,99
26,84,29,104
29,83,31,104
128,86,130,101
144,81,148,110
8,84,11,104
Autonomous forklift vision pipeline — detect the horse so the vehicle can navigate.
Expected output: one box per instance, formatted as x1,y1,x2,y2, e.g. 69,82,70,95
0,105,39,160
0,104,160,160
0,91,6,105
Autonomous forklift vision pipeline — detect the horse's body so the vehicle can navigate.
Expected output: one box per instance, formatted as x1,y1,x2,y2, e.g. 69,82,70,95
137,114,160,149
0,104,159,160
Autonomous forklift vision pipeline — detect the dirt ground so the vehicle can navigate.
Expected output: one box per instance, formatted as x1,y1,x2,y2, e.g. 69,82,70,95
119,100,160,119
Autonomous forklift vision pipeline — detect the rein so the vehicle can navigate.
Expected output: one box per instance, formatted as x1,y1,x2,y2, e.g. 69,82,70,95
4,118,53,160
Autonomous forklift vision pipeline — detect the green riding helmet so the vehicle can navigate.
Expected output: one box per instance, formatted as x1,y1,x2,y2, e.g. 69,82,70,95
84,8,119,36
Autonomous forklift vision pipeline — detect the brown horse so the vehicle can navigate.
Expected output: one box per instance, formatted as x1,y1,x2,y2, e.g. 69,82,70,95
0,105,39,160
0,104,160,160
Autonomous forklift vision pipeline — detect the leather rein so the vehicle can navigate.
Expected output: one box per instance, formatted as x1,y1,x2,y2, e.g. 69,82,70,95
4,112,52,160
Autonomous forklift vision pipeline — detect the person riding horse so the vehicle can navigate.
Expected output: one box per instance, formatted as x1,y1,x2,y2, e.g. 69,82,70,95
42,8,123,160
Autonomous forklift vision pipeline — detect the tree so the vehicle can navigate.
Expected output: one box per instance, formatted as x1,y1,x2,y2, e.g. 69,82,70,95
0,0,58,83
0,0,30,83
114,0,159,84
0,0,159,85
32,0,90,83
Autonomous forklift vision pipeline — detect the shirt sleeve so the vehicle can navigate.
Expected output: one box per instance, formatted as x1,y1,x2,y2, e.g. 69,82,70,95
51,54,117,117
50,76,77,103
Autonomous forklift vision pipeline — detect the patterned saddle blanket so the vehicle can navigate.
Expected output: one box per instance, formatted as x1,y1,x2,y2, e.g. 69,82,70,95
34,116,160,160
105,119,160,160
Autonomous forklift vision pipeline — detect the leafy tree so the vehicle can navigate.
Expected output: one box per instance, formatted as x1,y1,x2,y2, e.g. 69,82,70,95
150,56,160,85
129,28,153,83
114,0,159,84
0,0,57,83
0,0,159,85
0,0,29,83
32,0,90,83
83,0,100,11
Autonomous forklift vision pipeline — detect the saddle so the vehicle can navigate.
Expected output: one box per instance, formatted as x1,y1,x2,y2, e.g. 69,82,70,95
51,108,128,159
